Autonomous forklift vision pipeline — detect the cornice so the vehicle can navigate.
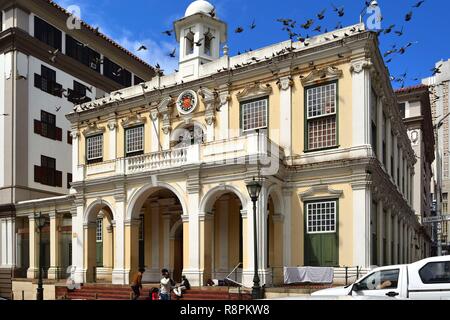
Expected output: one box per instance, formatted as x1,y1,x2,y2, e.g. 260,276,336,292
68,31,375,123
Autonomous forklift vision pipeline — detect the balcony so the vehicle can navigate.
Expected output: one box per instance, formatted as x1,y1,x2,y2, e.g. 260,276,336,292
76,133,284,181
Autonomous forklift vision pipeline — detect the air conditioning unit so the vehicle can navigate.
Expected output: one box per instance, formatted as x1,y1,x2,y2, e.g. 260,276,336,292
90,62,98,70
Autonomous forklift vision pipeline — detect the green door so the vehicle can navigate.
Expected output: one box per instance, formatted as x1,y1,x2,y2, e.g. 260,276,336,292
304,201,339,267
96,242,103,267
96,218,103,267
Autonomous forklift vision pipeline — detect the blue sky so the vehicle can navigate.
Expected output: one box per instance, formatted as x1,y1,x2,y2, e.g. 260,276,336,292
54,0,450,87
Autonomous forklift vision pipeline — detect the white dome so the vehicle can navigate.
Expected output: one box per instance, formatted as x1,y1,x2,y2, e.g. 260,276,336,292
185,0,215,17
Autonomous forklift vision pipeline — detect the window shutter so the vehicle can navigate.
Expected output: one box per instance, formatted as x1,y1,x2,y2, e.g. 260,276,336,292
56,127,62,141
34,120,42,135
34,73,42,89
67,173,73,189
34,165,42,183
55,170,62,187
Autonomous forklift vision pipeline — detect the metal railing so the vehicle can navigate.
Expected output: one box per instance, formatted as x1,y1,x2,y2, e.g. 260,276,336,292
225,263,245,300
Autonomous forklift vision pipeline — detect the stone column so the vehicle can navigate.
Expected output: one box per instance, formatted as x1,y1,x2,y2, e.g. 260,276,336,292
377,200,384,266
410,171,414,209
183,173,202,286
48,212,62,280
408,227,413,263
241,202,255,288
112,194,127,284
279,75,293,157
107,120,117,160
27,215,39,279
150,109,160,152
350,59,373,146
393,133,399,184
199,212,214,284
404,223,408,263
83,222,96,283
258,186,271,286
399,218,404,264
282,188,292,267
352,176,372,268
181,214,190,279
162,214,171,270
218,90,230,140
386,209,392,265
399,149,404,192
406,167,410,204
376,99,383,163
124,218,140,282
386,118,392,175
0,217,15,269
70,131,81,184
72,199,85,284
393,213,399,264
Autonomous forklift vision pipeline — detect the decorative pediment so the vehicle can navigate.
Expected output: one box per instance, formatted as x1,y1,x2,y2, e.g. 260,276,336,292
121,113,146,128
82,122,105,137
236,83,273,102
298,185,343,201
301,66,343,86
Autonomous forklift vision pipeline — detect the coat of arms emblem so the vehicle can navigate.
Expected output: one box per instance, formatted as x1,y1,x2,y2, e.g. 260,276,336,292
177,90,198,115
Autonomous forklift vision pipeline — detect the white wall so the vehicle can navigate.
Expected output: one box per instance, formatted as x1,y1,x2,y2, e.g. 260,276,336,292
0,54,5,188
27,56,96,194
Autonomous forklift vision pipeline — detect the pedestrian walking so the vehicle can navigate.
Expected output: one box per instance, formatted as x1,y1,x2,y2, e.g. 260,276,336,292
131,268,145,300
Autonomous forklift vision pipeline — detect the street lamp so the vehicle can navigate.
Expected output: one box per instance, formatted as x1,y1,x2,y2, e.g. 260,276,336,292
359,0,379,24
35,212,48,301
246,177,263,300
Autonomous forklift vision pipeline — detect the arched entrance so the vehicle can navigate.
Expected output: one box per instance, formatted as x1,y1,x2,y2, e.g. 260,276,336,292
127,185,187,283
84,201,115,283
200,185,248,285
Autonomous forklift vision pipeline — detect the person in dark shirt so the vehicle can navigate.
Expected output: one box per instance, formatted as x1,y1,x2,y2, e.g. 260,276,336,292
131,268,145,300
173,275,191,297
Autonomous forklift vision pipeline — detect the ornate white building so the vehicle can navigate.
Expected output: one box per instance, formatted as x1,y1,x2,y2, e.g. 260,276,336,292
5,0,431,299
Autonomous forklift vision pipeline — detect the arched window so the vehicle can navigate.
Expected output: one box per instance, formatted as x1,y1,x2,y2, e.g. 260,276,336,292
204,30,215,56
185,29,195,56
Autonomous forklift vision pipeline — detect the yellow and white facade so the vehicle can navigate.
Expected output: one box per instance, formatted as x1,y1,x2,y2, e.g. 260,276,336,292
13,0,431,290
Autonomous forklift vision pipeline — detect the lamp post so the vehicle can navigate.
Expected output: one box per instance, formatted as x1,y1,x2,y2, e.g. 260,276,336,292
246,177,263,300
359,0,379,24
35,212,48,301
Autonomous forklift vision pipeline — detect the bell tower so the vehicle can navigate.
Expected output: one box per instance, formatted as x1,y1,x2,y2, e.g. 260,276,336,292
174,0,227,80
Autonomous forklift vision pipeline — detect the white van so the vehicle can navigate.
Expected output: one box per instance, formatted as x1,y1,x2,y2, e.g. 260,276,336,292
312,256,450,300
